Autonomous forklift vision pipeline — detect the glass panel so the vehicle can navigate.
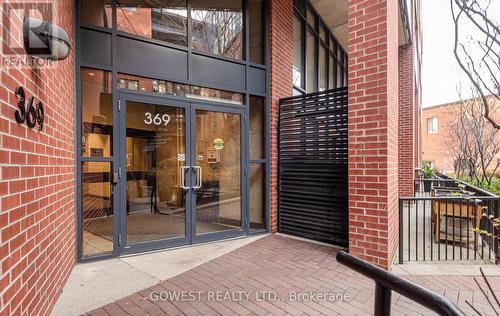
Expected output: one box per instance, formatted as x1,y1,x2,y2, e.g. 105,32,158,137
80,1,112,28
306,30,316,93
117,73,244,105
293,16,303,88
191,0,243,60
249,0,264,64
125,101,187,244
294,0,306,16
82,161,113,256
249,164,265,230
249,96,265,160
328,55,336,89
195,110,241,234
81,68,113,158
319,24,327,43
338,65,343,88
319,46,327,91
330,36,336,53
306,7,315,29
116,0,188,47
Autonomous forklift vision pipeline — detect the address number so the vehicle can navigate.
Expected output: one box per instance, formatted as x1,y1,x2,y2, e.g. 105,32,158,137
144,112,170,126
14,86,44,131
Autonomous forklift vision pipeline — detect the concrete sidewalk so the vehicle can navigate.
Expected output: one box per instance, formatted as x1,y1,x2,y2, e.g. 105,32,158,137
51,235,266,316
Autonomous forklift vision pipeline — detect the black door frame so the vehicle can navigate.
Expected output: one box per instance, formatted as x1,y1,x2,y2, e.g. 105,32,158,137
117,91,248,256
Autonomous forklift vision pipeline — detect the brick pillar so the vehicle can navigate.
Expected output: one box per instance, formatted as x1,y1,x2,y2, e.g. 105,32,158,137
347,0,399,269
269,0,293,233
398,45,415,197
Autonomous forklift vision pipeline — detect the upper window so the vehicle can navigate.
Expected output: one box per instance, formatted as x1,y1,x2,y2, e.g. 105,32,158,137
80,2,112,28
80,0,265,64
191,0,243,60
117,73,244,105
427,117,438,134
293,16,303,89
248,0,265,64
293,0,347,94
116,0,188,47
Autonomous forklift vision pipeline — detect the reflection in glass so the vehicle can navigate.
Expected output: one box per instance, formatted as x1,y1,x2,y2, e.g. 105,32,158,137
319,46,327,91
306,30,317,93
80,1,112,28
191,0,243,59
195,110,241,234
81,68,113,158
82,162,113,256
117,0,188,46
293,16,303,88
248,0,265,64
249,164,265,230
125,101,186,244
117,73,244,105
249,96,265,160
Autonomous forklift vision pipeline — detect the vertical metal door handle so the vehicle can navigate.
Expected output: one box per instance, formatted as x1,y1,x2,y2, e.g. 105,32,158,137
179,166,190,189
193,166,202,189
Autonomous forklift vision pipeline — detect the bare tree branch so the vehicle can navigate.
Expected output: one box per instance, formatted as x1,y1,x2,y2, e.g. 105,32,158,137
450,0,500,129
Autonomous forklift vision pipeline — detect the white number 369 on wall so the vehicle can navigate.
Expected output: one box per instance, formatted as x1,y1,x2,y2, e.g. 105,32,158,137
144,112,171,126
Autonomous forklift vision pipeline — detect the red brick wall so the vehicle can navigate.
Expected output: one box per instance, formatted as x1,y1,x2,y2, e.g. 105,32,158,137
398,45,415,197
0,1,76,315
269,0,293,233
347,0,400,269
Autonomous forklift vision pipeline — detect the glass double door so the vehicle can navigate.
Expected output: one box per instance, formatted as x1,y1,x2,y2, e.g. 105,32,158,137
118,93,245,254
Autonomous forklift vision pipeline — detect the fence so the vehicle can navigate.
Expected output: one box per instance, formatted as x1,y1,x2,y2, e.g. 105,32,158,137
278,87,348,245
399,178,499,264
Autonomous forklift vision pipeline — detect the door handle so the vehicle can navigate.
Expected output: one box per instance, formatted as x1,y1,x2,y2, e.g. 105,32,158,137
179,166,190,190
193,166,202,189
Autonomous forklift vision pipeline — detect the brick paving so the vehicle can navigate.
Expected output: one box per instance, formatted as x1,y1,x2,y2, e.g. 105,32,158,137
86,235,500,315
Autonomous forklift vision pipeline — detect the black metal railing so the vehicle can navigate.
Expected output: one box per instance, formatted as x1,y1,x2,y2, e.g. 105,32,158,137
337,251,466,316
399,195,499,263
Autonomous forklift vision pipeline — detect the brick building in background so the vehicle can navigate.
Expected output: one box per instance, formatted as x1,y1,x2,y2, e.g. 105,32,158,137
422,96,499,174
0,0,422,314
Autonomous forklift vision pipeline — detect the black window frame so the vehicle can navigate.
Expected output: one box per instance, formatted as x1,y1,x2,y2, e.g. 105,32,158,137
292,0,347,95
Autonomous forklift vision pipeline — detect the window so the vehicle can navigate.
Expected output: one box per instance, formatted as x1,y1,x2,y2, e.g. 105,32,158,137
249,164,266,230
118,78,139,90
249,95,266,231
81,68,113,158
80,2,112,28
293,16,303,89
319,46,327,91
293,0,347,94
81,162,114,257
191,0,243,59
427,117,438,134
116,0,188,47
249,96,265,160
306,29,316,92
248,0,265,64
117,73,244,105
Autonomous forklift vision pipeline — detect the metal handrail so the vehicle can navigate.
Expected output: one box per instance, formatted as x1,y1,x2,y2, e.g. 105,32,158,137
336,251,466,316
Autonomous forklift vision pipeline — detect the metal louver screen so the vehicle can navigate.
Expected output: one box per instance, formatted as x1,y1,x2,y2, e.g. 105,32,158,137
278,87,348,246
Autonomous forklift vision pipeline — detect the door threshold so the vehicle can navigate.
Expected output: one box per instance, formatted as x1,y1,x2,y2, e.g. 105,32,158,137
119,233,266,259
